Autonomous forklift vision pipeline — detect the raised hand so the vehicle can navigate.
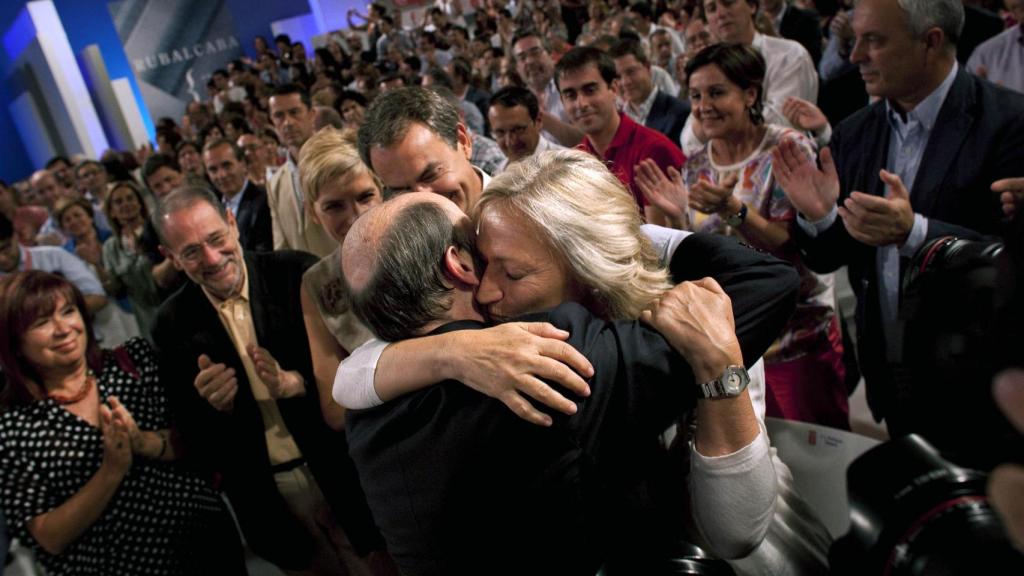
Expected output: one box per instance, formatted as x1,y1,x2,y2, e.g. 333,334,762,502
838,169,915,247
635,159,690,221
782,97,829,133
99,402,132,476
106,396,142,453
449,322,594,427
772,141,840,221
689,174,738,215
195,354,238,412
247,344,305,399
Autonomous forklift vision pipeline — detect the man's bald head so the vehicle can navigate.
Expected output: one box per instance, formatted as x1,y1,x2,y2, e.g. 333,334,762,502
30,169,68,209
342,192,473,341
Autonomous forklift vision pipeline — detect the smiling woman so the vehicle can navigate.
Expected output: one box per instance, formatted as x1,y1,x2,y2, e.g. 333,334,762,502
297,127,382,429
0,271,244,575
638,43,850,432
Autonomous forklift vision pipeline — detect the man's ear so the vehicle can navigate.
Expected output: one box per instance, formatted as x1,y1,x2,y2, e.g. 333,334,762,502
442,245,479,287
456,122,473,160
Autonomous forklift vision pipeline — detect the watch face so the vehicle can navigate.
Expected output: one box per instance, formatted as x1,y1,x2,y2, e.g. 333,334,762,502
725,372,743,394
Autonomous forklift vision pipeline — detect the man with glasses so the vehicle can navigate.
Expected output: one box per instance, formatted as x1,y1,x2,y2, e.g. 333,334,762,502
488,86,565,172
512,29,584,147
73,160,112,231
150,186,388,576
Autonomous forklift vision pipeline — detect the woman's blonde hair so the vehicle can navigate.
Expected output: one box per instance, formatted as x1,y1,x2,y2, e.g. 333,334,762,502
298,127,377,206
478,149,671,320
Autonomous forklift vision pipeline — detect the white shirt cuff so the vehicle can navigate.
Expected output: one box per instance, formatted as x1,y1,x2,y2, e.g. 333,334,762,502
333,338,388,409
899,214,929,258
641,224,692,266
796,205,838,238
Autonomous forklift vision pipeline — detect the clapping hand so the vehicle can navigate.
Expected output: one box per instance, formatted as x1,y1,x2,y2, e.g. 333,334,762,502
690,174,739,215
247,344,305,399
782,97,829,134
772,140,840,221
838,170,915,247
194,354,238,412
635,159,689,221
99,401,132,476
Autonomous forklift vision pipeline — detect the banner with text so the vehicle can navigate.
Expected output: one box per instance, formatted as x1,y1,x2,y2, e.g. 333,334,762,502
108,0,242,124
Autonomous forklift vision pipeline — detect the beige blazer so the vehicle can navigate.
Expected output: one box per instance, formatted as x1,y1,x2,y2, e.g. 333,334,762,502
266,161,336,258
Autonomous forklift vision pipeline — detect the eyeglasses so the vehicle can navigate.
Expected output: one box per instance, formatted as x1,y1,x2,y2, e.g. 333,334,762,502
176,230,231,264
514,46,544,61
492,125,531,139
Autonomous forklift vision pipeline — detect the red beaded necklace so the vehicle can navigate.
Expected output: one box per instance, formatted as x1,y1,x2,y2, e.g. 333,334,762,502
47,371,96,405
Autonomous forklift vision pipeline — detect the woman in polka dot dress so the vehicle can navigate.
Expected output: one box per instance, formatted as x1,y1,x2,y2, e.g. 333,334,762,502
0,271,244,575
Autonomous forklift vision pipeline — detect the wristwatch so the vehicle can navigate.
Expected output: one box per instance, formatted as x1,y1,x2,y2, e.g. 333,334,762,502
724,203,748,228
697,365,750,399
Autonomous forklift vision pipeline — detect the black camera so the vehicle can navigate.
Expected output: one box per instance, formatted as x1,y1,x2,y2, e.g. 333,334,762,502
830,434,1024,575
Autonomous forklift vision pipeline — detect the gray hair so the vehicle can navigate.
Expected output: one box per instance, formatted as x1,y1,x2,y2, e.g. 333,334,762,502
478,149,671,320
884,0,964,49
357,87,461,172
347,200,474,342
151,185,227,248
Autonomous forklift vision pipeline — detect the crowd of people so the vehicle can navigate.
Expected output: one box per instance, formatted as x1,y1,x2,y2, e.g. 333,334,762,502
1,0,1023,574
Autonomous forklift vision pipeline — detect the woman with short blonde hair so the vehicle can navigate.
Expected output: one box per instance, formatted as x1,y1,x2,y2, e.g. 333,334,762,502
297,127,383,430
478,149,672,320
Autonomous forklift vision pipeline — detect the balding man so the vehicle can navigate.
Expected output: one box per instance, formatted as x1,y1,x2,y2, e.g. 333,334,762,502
773,0,1024,440
150,187,386,575
339,191,796,575
30,169,75,246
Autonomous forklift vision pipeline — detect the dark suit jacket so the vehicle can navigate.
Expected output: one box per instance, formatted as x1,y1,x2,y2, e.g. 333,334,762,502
644,90,691,148
151,251,382,569
347,234,799,576
780,4,823,67
231,180,273,253
958,5,1006,65
794,69,1024,424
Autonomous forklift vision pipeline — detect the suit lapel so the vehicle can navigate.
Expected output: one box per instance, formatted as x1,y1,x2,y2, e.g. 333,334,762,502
910,71,974,215
245,255,268,343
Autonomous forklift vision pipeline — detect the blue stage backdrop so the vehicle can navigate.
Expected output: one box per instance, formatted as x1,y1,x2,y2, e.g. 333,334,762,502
108,0,242,124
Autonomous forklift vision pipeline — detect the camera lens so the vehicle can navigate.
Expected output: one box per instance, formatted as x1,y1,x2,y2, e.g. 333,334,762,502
830,435,1024,575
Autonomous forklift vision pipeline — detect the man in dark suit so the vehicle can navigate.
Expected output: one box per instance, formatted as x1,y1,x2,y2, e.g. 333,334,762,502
610,38,691,147
339,192,799,575
773,0,1024,433
203,139,273,253
958,1,1005,64
765,0,825,66
149,187,386,575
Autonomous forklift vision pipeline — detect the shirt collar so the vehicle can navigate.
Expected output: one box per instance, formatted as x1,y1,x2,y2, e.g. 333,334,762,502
626,86,660,122
886,62,958,133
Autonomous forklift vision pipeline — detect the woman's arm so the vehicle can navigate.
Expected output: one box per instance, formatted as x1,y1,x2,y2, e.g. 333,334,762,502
301,279,347,430
28,404,131,555
641,279,775,557
719,194,791,251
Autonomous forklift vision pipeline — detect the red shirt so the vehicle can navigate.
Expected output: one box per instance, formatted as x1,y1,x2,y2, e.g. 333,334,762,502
577,112,686,211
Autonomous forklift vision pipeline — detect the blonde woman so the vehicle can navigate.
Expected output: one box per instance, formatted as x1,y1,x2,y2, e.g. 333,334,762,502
335,149,807,561
297,127,382,430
